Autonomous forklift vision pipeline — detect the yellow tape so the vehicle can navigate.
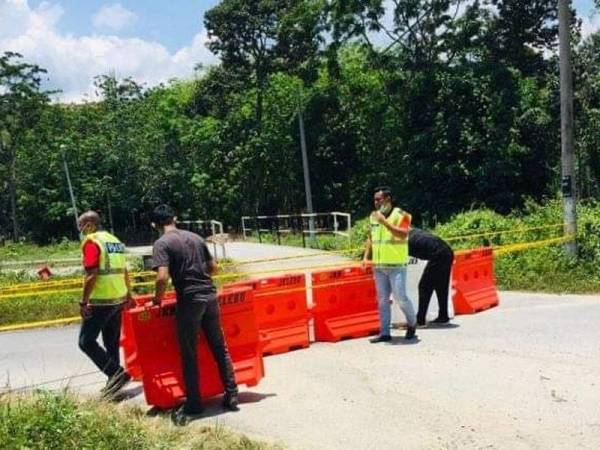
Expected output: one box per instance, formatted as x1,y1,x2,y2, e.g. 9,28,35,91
443,223,563,242
0,224,572,299
0,316,80,332
0,233,578,332
493,234,575,256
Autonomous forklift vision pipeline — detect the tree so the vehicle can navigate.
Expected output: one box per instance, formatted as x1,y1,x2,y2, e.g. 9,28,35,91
204,0,325,123
0,52,51,240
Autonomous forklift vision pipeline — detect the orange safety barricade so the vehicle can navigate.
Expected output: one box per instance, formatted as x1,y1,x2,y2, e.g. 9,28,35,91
227,274,310,356
129,286,264,409
311,266,380,342
452,247,499,315
120,292,177,381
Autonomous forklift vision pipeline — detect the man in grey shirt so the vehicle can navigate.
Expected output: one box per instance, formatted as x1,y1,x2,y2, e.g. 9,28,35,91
151,204,238,426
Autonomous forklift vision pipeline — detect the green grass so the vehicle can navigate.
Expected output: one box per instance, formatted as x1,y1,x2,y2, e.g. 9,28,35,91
0,239,80,263
0,391,279,450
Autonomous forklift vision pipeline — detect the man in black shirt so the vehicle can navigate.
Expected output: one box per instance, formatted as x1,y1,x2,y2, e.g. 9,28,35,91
408,228,454,326
151,204,238,426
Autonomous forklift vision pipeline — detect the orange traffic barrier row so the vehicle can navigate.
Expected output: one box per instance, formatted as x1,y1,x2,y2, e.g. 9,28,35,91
119,249,504,408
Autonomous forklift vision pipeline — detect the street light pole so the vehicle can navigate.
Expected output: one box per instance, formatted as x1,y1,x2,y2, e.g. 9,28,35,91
558,0,577,257
60,144,79,234
297,96,316,245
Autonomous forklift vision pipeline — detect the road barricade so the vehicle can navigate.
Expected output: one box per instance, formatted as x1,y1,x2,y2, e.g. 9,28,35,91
121,292,177,381
128,286,264,409
228,274,310,355
452,247,499,315
311,266,379,342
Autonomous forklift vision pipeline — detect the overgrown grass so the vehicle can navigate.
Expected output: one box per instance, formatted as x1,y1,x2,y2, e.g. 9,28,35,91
0,391,278,450
433,199,600,293
0,239,80,263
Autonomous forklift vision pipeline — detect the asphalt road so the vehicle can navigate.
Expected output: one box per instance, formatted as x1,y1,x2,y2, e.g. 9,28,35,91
1,243,599,449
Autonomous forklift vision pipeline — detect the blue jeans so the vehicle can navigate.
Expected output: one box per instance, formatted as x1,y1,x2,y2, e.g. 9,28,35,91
374,266,416,336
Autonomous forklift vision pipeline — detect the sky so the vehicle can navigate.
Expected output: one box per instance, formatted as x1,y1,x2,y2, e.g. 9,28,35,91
1,0,599,103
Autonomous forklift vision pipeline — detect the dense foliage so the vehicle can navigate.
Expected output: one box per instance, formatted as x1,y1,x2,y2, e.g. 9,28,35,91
1,0,599,244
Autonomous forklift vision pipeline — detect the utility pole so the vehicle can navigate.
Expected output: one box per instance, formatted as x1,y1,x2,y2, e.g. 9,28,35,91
60,144,79,235
558,0,577,257
297,90,316,245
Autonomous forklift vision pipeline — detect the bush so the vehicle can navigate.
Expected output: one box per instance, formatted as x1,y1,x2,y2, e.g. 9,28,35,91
434,200,600,293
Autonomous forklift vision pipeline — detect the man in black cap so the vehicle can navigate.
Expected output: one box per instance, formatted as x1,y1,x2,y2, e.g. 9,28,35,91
409,228,454,326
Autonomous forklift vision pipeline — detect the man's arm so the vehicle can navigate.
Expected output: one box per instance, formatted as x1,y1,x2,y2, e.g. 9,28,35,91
371,211,410,239
207,259,218,276
123,267,134,306
80,268,98,318
154,266,169,306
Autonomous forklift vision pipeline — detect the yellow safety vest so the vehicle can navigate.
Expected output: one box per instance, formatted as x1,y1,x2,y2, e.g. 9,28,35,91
82,231,128,304
369,207,411,266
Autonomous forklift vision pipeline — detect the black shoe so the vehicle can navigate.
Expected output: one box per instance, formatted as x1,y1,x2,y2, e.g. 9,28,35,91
405,326,417,340
223,392,239,412
416,318,426,327
431,317,450,324
102,369,131,398
171,404,204,426
369,335,392,344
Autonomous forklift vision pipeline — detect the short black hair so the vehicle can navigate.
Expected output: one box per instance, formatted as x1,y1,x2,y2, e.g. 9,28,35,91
152,204,176,226
373,186,393,200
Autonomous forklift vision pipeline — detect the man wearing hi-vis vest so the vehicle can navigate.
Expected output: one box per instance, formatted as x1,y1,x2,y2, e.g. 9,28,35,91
363,186,418,342
78,210,133,398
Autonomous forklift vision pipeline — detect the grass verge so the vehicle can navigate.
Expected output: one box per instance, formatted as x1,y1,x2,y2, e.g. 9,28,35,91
0,391,279,450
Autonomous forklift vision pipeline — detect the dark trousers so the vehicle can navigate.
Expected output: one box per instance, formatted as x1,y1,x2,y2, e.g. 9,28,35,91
416,250,454,323
175,297,237,409
78,303,124,377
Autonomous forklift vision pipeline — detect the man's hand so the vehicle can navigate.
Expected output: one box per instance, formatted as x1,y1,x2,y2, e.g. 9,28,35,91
126,292,135,309
79,301,92,319
371,211,386,224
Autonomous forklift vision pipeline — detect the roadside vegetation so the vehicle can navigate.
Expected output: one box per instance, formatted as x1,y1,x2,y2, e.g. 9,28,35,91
0,391,278,450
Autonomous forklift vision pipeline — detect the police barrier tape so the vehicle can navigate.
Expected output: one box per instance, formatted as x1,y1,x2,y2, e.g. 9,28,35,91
443,223,563,242
0,223,565,294
0,232,578,332
0,229,574,301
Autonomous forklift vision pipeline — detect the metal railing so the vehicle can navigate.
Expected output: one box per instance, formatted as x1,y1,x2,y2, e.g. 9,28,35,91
241,212,351,247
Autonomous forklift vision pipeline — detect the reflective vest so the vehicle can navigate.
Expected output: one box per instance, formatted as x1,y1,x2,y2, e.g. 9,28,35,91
369,207,411,266
82,231,128,304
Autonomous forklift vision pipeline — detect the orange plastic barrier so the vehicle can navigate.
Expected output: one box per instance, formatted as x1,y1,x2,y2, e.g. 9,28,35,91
452,247,499,315
228,274,310,355
128,286,264,409
120,292,177,381
311,266,380,342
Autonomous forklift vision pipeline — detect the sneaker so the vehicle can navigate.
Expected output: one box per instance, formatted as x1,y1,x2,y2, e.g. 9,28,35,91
102,369,131,398
369,335,392,344
223,392,239,412
405,326,417,340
